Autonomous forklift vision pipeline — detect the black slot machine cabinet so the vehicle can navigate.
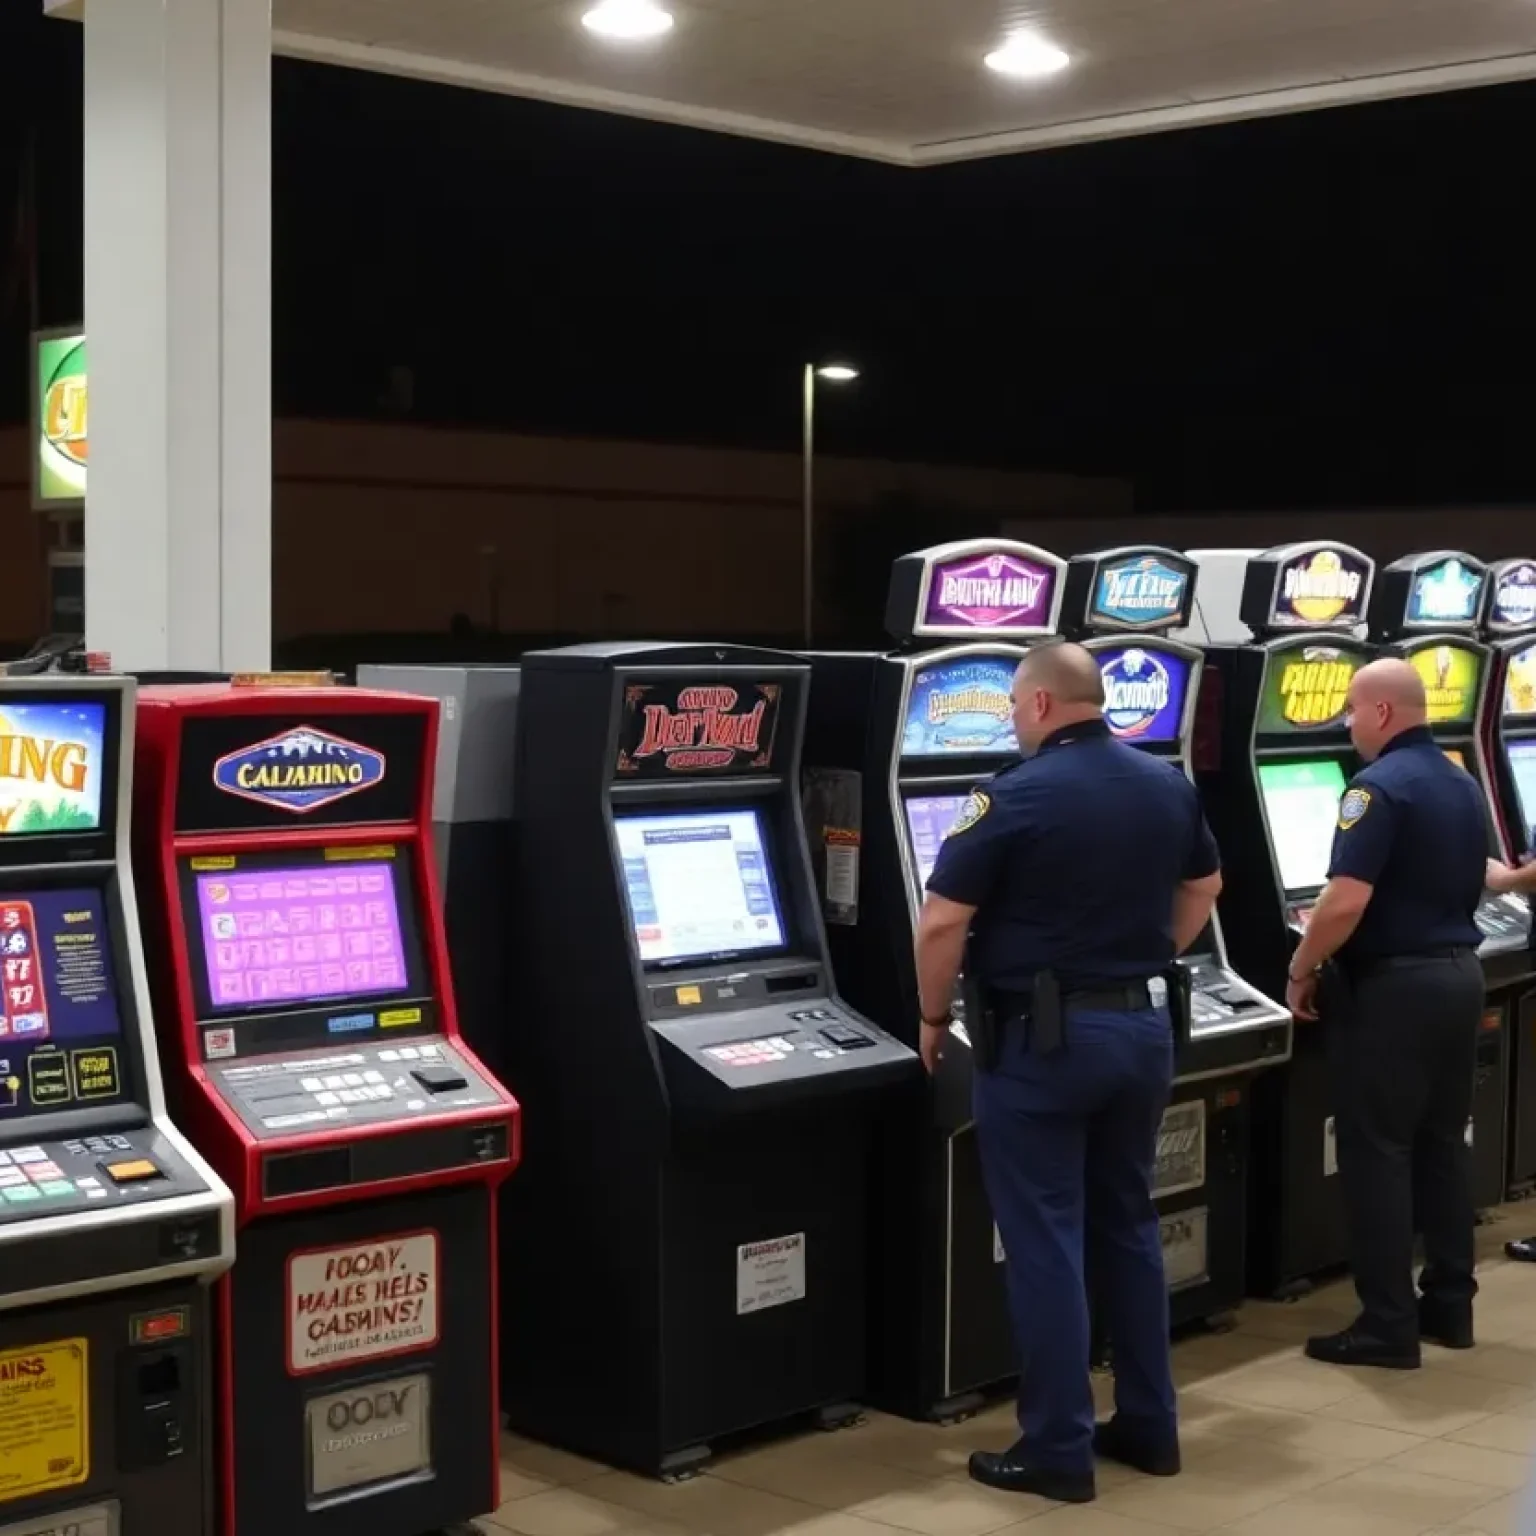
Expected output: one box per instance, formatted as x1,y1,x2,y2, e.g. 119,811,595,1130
0,674,234,1536
1481,560,1536,1194
130,683,519,1536
1187,542,1376,1297
1369,552,1533,1211
801,539,1065,1423
1062,548,1292,1327
504,643,917,1478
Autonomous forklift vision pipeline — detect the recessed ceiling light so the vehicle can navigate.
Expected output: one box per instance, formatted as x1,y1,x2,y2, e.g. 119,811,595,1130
582,0,675,41
816,364,859,382
984,33,1070,79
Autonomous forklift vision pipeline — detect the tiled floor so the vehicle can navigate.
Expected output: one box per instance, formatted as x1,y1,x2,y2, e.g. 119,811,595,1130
481,1210,1536,1536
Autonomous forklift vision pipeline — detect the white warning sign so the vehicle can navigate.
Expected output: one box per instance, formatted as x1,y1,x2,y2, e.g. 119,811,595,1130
286,1231,440,1376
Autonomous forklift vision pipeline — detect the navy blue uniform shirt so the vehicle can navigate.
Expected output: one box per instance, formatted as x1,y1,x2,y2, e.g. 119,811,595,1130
1327,725,1486,959
925,719,1220,991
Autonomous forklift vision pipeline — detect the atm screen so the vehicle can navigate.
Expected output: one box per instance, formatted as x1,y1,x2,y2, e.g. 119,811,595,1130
192,858,412,1012
616,808,788,966
0,886,128,1118
1509,741,1536,842
1257,758,1349,893
904,793,971,892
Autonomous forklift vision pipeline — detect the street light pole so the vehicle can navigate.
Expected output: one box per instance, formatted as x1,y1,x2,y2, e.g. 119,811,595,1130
801,362,816,649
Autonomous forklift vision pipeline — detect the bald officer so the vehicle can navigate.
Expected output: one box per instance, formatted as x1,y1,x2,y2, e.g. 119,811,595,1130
914,641,1222,1506
1287,659,1486,1367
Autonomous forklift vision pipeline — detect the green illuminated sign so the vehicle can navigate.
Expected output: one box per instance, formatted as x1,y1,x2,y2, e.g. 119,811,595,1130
33,331,87,506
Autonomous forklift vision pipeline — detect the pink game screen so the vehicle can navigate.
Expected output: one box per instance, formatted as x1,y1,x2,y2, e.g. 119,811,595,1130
194,860,410,1011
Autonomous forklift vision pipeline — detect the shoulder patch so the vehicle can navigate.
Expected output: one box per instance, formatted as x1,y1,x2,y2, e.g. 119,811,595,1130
947,790,991,836
1338,787,1371,830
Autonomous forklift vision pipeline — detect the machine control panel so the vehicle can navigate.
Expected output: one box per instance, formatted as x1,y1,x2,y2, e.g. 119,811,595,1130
702,1010,878,1069
0,1124,209,1225
208,1035,504,1139
1182,958,1280,1029
1475,892,1531,954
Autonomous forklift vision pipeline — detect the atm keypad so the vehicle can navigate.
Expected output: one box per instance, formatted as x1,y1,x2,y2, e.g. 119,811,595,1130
703,1014,874,1069
0,1134,177,1215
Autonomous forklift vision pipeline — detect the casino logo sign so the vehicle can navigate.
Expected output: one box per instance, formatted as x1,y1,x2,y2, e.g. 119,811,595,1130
213,726,386,813
1101,648,1172,738
1277,548,1366,627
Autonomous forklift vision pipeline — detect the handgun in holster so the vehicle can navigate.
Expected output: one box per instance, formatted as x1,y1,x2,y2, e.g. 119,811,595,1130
1030,968,1065,1058
961,956,1000,1075
1162,964,1194,1066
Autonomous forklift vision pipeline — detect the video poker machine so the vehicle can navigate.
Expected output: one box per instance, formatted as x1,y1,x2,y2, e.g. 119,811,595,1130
799,539,1065,1422
1187,542,1376,1296
129,684,519,1536
502,643,916,1478
1063,548,1292,1326
0,675,233,1536
1482,560,1536,1194
1368,553,1535,1210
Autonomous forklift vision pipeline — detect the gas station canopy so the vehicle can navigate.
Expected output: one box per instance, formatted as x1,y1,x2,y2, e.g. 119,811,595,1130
260,0,1536,162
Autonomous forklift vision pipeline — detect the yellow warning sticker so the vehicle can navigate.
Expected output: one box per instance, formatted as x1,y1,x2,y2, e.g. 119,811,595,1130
0,1338,90,1501
324,844,398,862
378,1008,422,1029
190,855,237,871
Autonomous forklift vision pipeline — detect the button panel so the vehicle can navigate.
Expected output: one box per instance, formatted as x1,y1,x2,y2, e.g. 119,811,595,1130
0,1129,183,1224
701,1011,874,1070
209,1036,502,1139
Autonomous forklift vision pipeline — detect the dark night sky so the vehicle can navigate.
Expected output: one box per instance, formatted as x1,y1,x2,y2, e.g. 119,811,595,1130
4,1,1536,512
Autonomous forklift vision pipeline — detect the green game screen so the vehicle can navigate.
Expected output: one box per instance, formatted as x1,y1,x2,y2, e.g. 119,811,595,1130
1258,758,1348,893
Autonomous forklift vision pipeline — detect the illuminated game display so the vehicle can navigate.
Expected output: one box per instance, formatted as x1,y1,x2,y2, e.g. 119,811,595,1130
30,328,88,509
903,794,969,890
901,655,1016,756
1256,759,1348,892
0,676,233,1536
1095,643,1193,743
1507,741,1536,840
131,683,517,1536
616,808,787,964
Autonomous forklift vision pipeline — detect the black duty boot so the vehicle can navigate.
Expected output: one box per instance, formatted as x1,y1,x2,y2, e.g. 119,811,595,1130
968,1440,1096,1504
1418,1295,1474,1350
1093,1419,1181,1477
1305,1325,1420,1370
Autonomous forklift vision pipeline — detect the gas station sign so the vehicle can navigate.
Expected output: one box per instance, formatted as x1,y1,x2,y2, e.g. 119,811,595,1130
31,330,87,509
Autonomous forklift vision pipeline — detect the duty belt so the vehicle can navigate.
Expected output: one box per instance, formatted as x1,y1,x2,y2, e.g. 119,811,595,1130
983,980,1154,1018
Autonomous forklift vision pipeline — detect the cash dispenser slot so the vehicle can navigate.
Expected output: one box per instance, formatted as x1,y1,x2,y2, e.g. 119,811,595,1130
117,1342,192,1471
261,1120,511,1198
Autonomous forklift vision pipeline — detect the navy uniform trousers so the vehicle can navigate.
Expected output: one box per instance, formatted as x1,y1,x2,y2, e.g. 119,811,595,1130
975,1005,1178,1474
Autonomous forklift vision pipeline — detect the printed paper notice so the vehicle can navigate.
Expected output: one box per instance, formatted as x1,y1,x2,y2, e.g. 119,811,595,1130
736,1233,806,1316
0,1339,89,1501
287,1231,440,1375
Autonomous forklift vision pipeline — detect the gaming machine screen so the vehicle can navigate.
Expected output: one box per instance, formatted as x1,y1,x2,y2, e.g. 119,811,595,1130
1257,758,1349,894
616,808,788,966
903,794,971,893
0,885,128,1119
1508,741,1536,846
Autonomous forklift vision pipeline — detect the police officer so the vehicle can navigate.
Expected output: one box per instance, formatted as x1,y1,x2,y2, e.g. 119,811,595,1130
914,641,1222,1506
1286,658,1486,1367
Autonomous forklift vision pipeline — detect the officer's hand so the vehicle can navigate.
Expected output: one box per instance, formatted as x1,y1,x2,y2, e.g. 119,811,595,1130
1286,972,1320,1022
1487,858,1518,894
920,1020,949,1075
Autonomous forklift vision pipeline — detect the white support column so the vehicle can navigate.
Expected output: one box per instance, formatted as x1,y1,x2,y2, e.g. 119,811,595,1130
84,0,272,672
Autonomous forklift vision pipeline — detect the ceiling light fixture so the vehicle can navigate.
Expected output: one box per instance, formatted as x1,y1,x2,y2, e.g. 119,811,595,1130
816,364,860,382
581,0,675,41
984,33,1070,79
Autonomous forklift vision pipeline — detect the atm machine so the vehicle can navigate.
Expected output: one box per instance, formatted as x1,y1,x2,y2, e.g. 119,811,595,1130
0,674,233,1536
800,539,1063,1422
1482,560,1536,1193
130,682,519,1536
503,643,916,1478
1063,548,1292,1324
1368,552,1534,1210
1187,542,1375,1296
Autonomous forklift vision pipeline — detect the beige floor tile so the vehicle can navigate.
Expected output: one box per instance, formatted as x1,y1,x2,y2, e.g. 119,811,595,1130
1197,1360,1364,1414
500,1433,612,1487
1234,1407,1427,1462
1093,1438,1358,1531
1315,1388,1494,1439
1369,1372,1535,1416
483,1487,698,1536
1421,1346,1536,1387
1447,1414,1536,1456
1227,1463,1500,1534
1428,1488,1528,1536
851,1475,1055,1535
709,1441,931,1511
1004,1510,1187,1535
1383,1438,1532,1492
498,1466,560,1502
839,1418,980,1480
581,1471,826,1536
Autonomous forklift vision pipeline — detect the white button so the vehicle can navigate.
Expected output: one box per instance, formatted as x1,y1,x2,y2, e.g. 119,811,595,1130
419,1044,441,1057
322,1075,346,1090
340,1090,364,1104
379,1050,400,1062
11,1148,46,1164
342,1073,366,1087
316,1092,340,1106
0,1152,11,1166
326,1106,348,1118
364,1071,384,1084
400,1047,420,1060
300,1078,324,1092
86,1188,109,1199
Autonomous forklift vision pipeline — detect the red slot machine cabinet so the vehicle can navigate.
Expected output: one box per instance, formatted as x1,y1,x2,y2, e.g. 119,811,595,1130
130,683,520,1536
